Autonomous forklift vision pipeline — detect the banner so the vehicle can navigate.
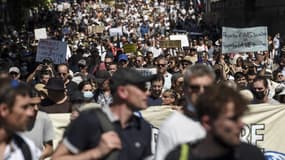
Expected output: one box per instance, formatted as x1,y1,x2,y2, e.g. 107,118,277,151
48,104,285,158
242,104,285,158
160,40,181,48
170,35,189,47
34,28,47,40
135,68,157,77
123,44,137,53
141,104,285,159
222,26,268,53
88,25,105,34
36,39,67,64
109,27,123,37
48,114,70,149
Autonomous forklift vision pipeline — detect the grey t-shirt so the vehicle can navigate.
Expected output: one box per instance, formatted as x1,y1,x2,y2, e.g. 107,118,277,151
22,111,54,150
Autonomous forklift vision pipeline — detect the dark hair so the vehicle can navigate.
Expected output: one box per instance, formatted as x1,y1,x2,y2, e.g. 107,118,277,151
78,80,93,91
234,72,246,81
0,83,30,110
151,74,165,85
253,76,268,88
196,85,248,121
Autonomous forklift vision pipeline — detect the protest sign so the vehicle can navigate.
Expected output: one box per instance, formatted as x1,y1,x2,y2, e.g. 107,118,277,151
135,68,157,77
170,35,189,47
36,39,67,64
123,44,137,53
34,28,47,40
109,27,123,37
95,26,105,33
222,26,268,53
63,2,71,10
57,4,63,12
160,40,181,48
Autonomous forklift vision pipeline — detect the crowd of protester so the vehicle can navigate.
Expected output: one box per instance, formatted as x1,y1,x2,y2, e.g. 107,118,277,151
0,0,282,159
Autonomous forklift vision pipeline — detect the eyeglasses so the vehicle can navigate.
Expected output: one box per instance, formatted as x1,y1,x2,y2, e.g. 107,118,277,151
157,64,166,67
189,85,210,93
278,74,283,78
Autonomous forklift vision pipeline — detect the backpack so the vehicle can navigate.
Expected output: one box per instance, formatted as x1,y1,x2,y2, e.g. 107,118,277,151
81,103,119,160
13,134,32,160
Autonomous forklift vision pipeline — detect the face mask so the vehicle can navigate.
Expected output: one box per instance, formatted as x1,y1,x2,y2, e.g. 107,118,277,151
254,90,266,100
83,91,94,99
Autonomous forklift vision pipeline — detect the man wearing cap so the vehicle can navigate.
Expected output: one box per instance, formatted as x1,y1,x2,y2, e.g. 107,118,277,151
53,68,154,160
39,78,72,113
118,54,129,68
9,66,21,81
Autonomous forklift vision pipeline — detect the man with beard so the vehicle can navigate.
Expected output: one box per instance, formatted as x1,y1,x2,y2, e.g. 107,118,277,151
147,75,164,106
166,85,265,160
22,89,54,160
251,76,280,104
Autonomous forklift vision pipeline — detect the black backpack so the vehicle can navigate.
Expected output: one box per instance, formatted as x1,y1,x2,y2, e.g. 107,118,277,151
81,103,119,160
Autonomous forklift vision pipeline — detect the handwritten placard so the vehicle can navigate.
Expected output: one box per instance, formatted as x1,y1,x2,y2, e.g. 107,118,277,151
160,40,181,48
170,35,189,47
123,44,137,53
34,28,47,40
36,40,67,64
222,26,268,53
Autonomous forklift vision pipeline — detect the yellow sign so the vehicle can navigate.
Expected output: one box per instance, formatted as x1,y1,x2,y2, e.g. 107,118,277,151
123,44,137,53
160,40,181,48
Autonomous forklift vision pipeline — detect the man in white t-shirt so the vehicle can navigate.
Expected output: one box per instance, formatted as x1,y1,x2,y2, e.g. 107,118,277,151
155,64,215,160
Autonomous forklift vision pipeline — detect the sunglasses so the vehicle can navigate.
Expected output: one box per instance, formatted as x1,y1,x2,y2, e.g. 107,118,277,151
189,85,210,92
157,64,166,67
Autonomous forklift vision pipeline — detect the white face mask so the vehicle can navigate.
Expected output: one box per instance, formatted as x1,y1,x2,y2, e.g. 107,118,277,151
83,91,94,99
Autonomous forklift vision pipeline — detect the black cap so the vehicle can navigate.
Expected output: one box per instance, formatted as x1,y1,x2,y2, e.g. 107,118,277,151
110,68,156,93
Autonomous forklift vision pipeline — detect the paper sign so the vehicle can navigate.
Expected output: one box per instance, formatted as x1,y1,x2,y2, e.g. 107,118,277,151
109,27,123,37
123,44,137,53
170,35,189,47
36,39,67,64
160,40,181,48
222,26,268,53
34,28,47,40
136,68,157,77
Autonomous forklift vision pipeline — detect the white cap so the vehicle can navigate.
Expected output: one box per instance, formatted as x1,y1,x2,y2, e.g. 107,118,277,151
9,67,20,74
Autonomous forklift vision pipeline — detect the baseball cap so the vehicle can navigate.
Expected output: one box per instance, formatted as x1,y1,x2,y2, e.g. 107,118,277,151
118,54,128,62
9,67,20,74
110,68,156,93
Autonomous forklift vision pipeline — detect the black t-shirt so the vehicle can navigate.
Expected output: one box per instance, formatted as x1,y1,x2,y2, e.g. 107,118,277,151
64,109,152,160
165,142,265,160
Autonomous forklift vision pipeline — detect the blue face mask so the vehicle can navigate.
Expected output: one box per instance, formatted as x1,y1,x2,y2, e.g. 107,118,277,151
83,91,94,99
